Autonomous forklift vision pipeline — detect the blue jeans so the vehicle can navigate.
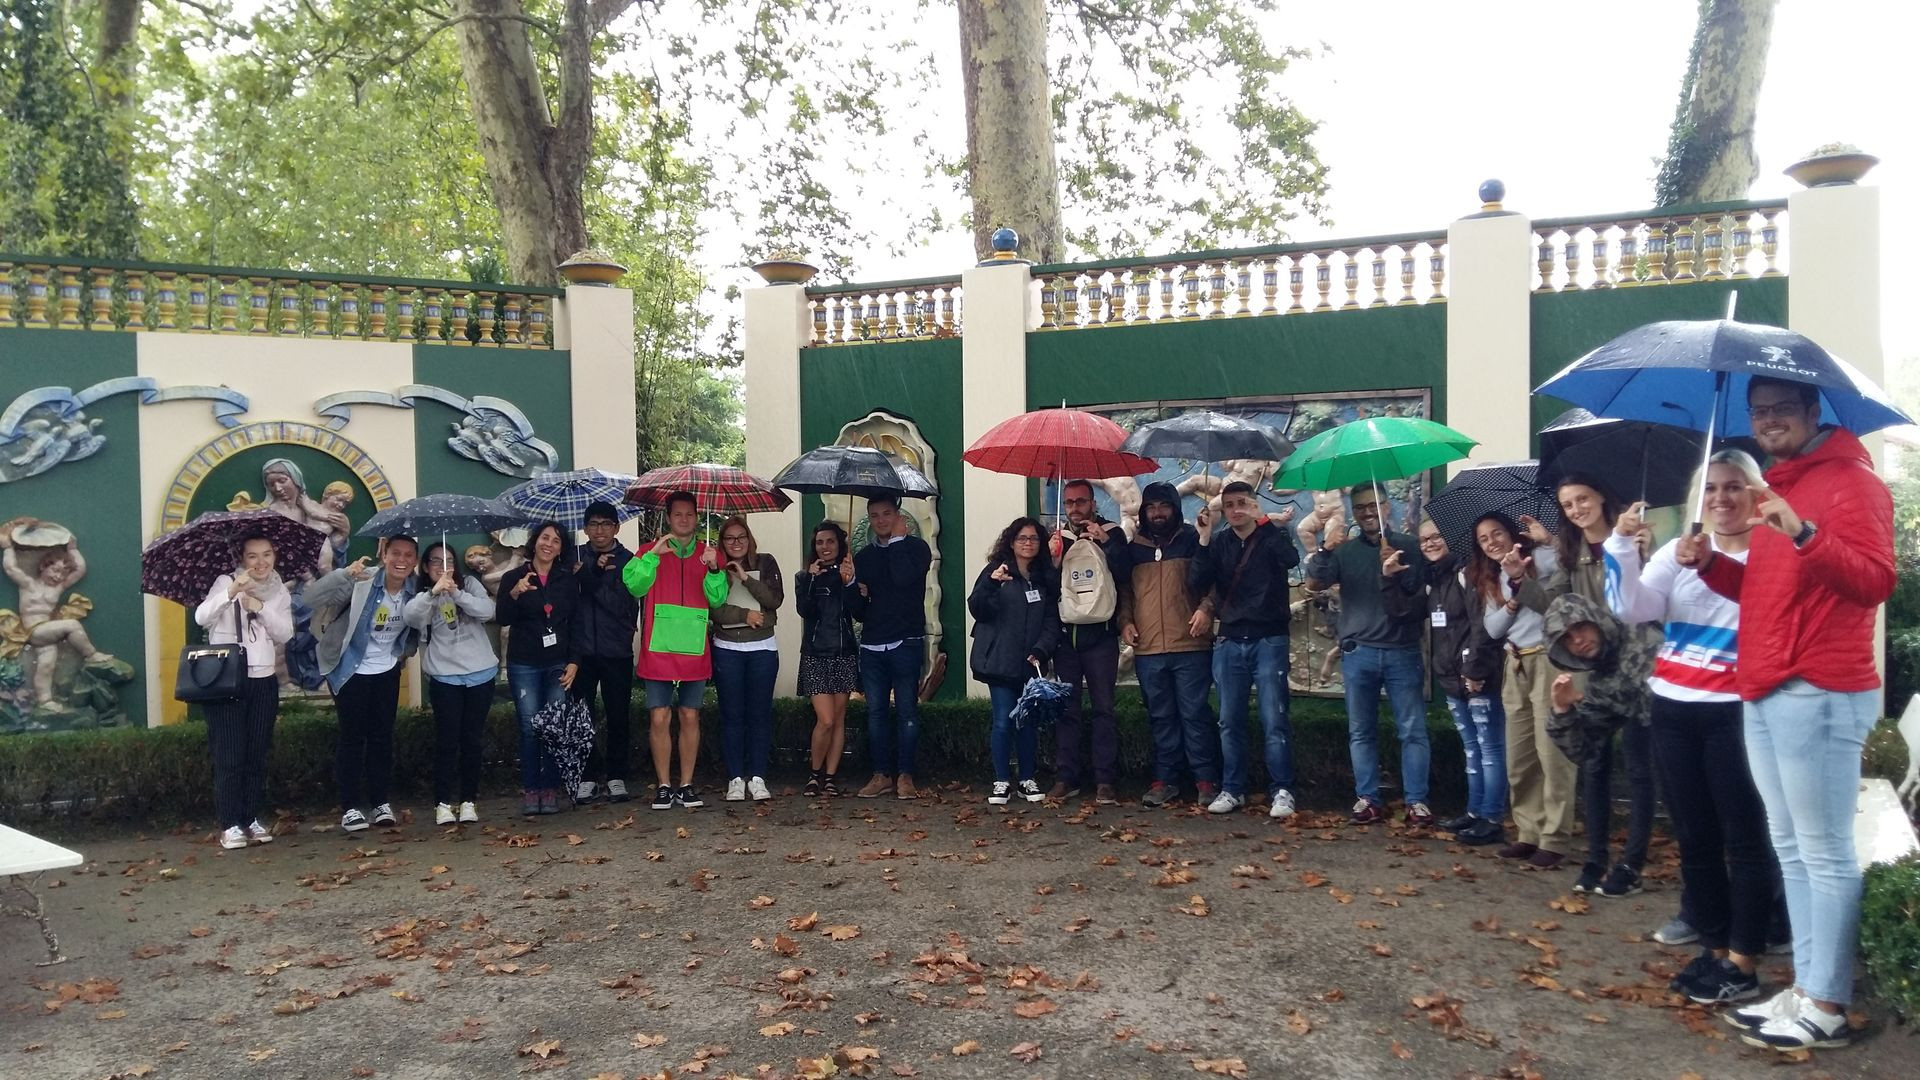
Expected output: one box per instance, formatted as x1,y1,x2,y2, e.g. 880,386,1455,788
1134,651,1219,789
1445,694,1507,820
1743,679,1878,1005
1213,635,1292,797
1342,644,1430,807
507,662,565,790
988,682,1037,783
860,642,922,776
713,647,778,780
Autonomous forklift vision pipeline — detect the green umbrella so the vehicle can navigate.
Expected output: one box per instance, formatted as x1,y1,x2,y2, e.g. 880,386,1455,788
1271,416,1478,492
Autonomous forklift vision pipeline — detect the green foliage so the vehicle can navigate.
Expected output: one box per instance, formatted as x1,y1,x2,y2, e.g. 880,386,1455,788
0,0,141,257
1860,853,1920,1019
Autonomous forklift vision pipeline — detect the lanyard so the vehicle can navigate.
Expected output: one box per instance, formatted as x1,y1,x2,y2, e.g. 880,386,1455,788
527,570,552,620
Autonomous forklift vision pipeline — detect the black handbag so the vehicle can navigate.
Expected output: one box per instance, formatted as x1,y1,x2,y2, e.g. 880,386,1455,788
174,598,247,704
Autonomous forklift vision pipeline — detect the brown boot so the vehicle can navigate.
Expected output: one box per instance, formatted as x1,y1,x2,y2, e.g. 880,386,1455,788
895,775,919,800
856,774,893,799
1046,781,1080,802
1094,783,1118,805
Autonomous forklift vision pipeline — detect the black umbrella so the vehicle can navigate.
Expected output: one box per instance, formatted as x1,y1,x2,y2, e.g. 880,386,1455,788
772,445,939,501
357,494,526,539
1424,461,1561,559
1119,410,1295,464
141,509,329,607
1536,409,1708,509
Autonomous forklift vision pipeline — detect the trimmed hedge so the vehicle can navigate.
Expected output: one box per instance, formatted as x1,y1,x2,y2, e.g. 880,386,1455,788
1861,853,1920,1020
1,689,1466,823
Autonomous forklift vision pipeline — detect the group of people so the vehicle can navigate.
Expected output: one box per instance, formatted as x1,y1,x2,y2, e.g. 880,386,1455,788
193,376,1893,1054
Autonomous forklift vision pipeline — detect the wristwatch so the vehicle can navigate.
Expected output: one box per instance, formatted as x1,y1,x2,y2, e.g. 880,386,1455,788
1793,520,1817,548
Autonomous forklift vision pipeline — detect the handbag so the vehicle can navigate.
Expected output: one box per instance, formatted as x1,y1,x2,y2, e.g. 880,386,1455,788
175,598,246,704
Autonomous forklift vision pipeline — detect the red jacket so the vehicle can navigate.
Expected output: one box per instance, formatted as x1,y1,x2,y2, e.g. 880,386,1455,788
1699,427,1894,700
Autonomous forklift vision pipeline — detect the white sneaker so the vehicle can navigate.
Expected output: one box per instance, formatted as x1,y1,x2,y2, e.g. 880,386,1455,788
606,779,630,803
457,801,479,823
988,781,1012,806
1207,790,1245,814
576,781,599,803
434,803,456,825
724,777,747,802
247,820,274,844
1743,991,1851,1051
370,804,397,826
340,809,370,832
1268,789,1296,819
748,777,772,801
1727,987,1800,1031
219,826,248,850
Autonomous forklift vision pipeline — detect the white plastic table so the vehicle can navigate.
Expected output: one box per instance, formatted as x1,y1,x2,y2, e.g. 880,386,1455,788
1,822,84,966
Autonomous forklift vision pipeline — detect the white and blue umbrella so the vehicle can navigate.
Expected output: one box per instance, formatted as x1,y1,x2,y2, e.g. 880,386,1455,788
498,468,641,530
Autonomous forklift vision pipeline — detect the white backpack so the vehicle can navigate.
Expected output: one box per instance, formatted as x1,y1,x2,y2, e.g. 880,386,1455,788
1058,536,1117,625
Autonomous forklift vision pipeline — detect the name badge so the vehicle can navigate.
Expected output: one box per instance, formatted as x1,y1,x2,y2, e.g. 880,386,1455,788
1024,588,1042,604
1430,610,1447,628
541,631,558,647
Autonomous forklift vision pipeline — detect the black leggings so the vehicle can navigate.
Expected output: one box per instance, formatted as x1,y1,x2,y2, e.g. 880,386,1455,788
1582,718,1654,871
207,675,278,828
428,678,493,804
1649,696,1777,955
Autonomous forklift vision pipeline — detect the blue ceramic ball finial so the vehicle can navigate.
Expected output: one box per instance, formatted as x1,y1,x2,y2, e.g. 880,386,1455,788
990,227,1020,257
1478,179,1505,211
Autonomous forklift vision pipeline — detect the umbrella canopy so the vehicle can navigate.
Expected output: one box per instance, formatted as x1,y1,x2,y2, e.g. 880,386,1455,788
772,445,939,500
1272,416,1477,492
1534,318,1912,438
141,509,329,607
963,407,1158,480
1536,408,1711,509
1424,461,1562,559
498,468,641,529
356,493,526,539
624,464,792,514
1118,410,1295,465
529,697,596,798
1010,668,1072,731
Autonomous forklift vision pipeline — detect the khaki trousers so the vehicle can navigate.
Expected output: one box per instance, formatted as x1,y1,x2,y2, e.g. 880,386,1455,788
1503,649,1577,853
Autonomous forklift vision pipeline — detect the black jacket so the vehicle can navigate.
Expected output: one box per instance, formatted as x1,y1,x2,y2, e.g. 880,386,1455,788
494,563,581,667
571,542,638,659
794,568,859,658
1054,516,1129,647
967,561,1061,687
1187,519,1301,640
1388,555,1503,698
849,534,933,645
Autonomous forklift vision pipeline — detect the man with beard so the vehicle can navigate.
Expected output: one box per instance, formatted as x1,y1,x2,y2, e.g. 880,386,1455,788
1046,480,1130,803
1116,483,1217,808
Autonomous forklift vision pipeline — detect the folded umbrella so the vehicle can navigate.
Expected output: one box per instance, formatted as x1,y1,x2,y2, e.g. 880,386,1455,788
1423,460,1562,560
530,697,596,800
141,509,328,607
1010,664,1072,731
625,464,792,514
1271,416,1477,492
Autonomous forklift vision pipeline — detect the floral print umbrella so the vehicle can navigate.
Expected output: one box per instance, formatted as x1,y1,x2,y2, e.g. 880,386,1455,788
140,509,328,607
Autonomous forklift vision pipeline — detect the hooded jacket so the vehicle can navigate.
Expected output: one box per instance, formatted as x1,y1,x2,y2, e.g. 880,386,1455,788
1116,482,1211,655
1699,427,1894,700
572,540,639,659
1543,591,1654,764
968,560,1061,687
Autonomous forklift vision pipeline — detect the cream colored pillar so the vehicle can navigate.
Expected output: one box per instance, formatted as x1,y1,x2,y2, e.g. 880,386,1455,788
553,284,639,550
743,282,811,696
1445,181,1534,466
959,246,1033,699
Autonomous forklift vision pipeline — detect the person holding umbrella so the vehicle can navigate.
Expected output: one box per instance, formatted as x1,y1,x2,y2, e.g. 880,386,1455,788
403,543,497,826
308,535,422,833
494,522,581,816
622,491,729,811
195,533,294,849
848,494,935,800
1045,480,1129,804
969,517,1060,805
1678,376,1897,1052
796,521,861,796
569,501,640,804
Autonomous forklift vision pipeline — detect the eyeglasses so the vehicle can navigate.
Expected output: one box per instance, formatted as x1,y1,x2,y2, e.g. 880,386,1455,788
1747,401,1807,421
584,519,617,529
1351,503,1381,516
1418,535,1445,547
1013,535,1042,544
722,534,749,543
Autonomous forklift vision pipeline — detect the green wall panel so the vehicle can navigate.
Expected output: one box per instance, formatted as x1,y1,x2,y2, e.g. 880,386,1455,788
1529,277,1788,449
798,339,966,700
0,328,145,730
411,345,576,515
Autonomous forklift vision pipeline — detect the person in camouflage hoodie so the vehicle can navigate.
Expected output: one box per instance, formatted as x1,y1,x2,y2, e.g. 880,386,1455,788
1544,592,1654,768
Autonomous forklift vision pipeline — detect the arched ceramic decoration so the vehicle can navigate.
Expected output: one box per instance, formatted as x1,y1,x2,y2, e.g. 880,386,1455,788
0,378,250,483
312,384,558,477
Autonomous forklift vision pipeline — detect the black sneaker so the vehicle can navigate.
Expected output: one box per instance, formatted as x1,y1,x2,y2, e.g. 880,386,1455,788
1669,950,1718,995
1571,863,1605,893
677,785,703,809
1598,863,1643,898
1458,818,1504,846
1685,957,1760,1005
651,784,673,810
1438,811,1477,833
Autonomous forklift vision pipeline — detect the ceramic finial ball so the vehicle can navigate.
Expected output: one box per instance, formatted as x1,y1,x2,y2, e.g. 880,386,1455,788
990,227,1020,255
1478,179,1506,207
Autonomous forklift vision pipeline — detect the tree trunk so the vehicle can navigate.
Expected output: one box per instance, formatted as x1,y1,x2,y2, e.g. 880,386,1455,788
957,0,1062,264
448,0,593,285
1653,0,1778,206
94,0,142,174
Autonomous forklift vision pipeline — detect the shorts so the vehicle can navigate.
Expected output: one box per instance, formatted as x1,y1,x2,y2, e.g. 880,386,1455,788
643,678,706,711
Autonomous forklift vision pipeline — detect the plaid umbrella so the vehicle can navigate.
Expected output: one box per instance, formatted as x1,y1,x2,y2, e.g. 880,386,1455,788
141,509,328,606
357,493,527,538
498,468,640,529
624,464,792,514
1423,461,1561,559
530,697,596,797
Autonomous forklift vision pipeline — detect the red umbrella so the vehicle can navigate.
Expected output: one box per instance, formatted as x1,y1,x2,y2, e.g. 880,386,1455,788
623,464,792,515
962,407,1157,480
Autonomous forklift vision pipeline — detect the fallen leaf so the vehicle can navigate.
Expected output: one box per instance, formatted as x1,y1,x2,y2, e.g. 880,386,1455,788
759,1021,796,1037
950,1040,981,1056
1284,1009,1312,1035
749,895,776,909
246,1048,277,1063
1389,1039,1413,1060
1012,997,1057,1018
565,834,585,846
1190,1058,1249,1077
188,926,212,938
1548,893,1591,915
773,933,801,957
675,827,690,840
517,1039,563,1059
788,911,820,932
821,924,862,941
631,1032,667,1048
1009,1041,1042,1063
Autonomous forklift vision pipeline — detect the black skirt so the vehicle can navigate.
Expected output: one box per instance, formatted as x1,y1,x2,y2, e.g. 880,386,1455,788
797,653,859,696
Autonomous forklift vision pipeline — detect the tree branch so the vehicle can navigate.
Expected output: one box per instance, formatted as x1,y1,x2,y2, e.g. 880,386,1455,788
361,8,563,78
587,0,640,36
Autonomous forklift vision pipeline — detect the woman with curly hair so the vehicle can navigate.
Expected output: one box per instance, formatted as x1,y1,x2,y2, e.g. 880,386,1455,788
968,517,1060,806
